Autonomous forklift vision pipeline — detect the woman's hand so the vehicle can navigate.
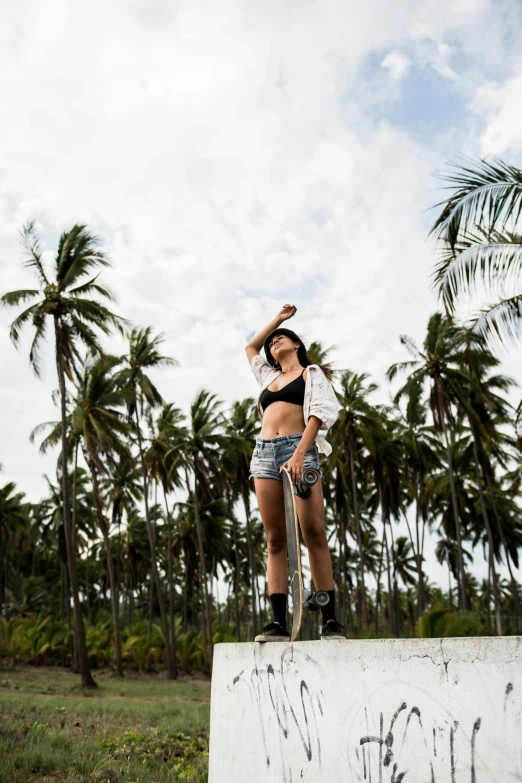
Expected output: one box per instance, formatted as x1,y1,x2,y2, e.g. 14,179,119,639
277,304,297,322
280,450,304,484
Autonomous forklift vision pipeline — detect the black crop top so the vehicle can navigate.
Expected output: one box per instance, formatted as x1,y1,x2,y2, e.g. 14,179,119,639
260,369,305,411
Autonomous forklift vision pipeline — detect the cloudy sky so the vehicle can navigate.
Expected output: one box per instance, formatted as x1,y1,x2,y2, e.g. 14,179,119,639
1,0,521,583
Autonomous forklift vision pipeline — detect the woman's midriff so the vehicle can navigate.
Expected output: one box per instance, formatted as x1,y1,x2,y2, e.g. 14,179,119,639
259,401,306,439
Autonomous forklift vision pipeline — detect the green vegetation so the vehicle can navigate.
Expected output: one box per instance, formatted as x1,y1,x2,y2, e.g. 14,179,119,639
0,666,210,782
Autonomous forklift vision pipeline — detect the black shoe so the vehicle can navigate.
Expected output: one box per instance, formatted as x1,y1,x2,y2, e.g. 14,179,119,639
255,621,290,643
320,620,345,640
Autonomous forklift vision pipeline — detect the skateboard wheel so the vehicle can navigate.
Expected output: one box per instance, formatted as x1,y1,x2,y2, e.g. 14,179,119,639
302,469,319,487
315,590,330,607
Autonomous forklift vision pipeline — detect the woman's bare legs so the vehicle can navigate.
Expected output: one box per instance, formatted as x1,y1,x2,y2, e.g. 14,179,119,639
296,479,334,590
254,476,334,593
254,478,287,593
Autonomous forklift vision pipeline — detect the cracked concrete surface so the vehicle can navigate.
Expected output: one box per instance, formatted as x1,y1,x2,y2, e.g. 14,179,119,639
209,637,522,783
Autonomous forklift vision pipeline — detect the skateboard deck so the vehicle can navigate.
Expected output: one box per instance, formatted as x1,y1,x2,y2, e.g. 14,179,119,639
282,467,303,641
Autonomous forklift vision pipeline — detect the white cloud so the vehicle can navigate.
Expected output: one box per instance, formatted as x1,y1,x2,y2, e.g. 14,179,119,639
381,52,411,81
472,70,522,156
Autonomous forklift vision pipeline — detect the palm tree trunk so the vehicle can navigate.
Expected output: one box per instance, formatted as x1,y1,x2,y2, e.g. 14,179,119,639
471,435,502,635
484,470,522,628
192,467,213,668
347,438,367,628
54,318,96,688
89,458,123,677
384,525,394,636
241,489,258,634
183,559,189,633
387,518,400,637
341,520,348,629
439,410,468,610
134,404,175,678
335,520,343,625
414,477,426,617
71,441,78,628
231,519,242,641
162,488,178,679
375,527,386,636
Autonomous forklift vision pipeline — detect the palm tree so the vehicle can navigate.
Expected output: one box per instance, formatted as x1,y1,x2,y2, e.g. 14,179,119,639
222,398,260,634
391,536,417,634
1,223,123,687
182,390,226,667
394,378,441,616
388,313,471,610
102,453,142,622
430,157,522,347
116,326,178,679
72,353,131,676
307,340,335,366
371,412,404,636
147,403,189,679
457,338,519,633
0,482,29,615
335,371,381,628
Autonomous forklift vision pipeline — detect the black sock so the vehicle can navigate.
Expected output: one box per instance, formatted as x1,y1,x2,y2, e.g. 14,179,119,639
320,590,337,625
269,593,288,629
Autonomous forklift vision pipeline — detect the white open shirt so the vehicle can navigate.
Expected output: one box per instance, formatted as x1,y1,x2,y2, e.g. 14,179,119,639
251,354,340,456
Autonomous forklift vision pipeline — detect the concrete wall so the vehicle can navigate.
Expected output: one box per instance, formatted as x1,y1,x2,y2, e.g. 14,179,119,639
208,637,522,783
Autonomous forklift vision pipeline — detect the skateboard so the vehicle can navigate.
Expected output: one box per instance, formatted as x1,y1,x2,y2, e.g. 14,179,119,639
282,467,332,641
281,467,303,641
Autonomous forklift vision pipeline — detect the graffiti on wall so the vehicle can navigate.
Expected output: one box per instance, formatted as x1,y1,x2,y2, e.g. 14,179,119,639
232,648,519,782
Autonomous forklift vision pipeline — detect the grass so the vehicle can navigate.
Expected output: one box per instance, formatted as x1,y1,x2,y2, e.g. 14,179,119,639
0,666,211,782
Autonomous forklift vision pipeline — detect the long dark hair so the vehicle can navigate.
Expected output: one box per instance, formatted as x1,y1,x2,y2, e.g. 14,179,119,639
280,343,333,383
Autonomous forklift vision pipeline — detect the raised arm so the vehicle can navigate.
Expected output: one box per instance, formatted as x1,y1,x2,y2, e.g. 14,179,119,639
244,304,297,364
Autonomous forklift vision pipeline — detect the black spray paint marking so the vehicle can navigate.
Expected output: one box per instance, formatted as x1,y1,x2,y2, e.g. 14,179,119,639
251,663,270,768
267,662,289,738
390,761,406,783
433,727,437,757
384,702,407,768
232,668,244,685
301,680,322,767
232,646,324,772
471,717,481,783
281,648,313,761
504,682,514,713
359,709,384,783
450,725,456,783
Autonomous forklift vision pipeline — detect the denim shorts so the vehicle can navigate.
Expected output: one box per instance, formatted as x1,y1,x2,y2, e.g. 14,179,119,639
249,433,321,483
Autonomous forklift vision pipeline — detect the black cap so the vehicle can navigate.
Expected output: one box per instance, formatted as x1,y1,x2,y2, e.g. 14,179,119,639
264,328,307,367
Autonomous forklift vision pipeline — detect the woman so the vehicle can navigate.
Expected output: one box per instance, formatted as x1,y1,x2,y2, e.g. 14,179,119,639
245,303,345,641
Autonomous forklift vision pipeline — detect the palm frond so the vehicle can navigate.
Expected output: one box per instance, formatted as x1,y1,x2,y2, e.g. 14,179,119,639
69,298,125,333
55,225,109,290
1,289,40,308
68,273,115,301
399,334,423,360
69,315,102,354
20,221,49,286
28,314,47,377
470,294,522,349
30,420,62,453
434,231,522,311
515,400,522,446
387,359,418,382
8,303,43,346
430,157,522,250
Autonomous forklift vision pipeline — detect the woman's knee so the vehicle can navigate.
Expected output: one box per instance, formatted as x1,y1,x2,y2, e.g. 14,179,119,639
266,532,287,556
302,524,328,551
